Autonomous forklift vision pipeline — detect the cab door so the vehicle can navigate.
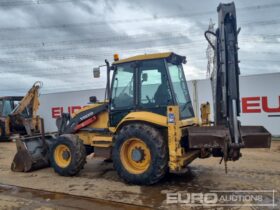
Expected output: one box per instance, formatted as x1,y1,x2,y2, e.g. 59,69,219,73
138,59,174,116
109,62,135,127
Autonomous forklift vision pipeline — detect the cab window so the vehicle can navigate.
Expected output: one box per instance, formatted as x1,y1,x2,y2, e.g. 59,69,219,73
140,59,172,107
111,63,134,109
2,100,13,116
167,63,194,119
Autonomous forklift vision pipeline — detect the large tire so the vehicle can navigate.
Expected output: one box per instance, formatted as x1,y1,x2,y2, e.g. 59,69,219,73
112,123,168,185
50,134,86,176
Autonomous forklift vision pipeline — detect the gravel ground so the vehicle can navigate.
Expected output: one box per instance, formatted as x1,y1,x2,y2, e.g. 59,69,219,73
0,140,279,210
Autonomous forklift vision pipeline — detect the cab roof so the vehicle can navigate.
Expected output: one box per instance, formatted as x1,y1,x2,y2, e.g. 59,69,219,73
0,96,23,100
113,52,173,65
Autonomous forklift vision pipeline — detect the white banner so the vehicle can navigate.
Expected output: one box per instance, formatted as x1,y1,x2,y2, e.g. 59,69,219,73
38,73,280,136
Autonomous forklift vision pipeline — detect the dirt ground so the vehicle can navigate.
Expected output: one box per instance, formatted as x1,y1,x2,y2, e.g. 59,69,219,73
0,140,279,210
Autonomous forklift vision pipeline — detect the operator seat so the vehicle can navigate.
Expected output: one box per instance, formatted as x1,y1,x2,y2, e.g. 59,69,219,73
154,84,171,105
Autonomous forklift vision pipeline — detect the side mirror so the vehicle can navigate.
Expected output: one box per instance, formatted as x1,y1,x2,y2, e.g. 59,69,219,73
142,73,148,82
93,67,100,78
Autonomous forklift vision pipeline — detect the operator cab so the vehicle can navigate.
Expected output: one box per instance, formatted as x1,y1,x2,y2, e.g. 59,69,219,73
109,52,194,126
0,96,31,118
0,96,32,136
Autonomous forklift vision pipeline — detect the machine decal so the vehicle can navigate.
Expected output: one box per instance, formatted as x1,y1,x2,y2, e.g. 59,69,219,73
168,113,175,123
74,116,97,131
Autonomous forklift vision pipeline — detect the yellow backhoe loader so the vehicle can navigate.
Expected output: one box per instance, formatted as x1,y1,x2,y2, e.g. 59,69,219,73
0,81,43,141
11,3,271,185
2,81,56,172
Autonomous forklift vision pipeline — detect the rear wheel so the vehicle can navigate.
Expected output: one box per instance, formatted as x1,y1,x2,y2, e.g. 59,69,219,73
112,123,168,185
50,134,86,176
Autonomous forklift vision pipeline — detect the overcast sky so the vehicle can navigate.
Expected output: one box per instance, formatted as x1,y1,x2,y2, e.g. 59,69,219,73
0,0,279,95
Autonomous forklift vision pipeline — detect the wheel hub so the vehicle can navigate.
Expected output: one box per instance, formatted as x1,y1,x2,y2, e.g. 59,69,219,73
62,150,70,160
120,138,151,174
54,144,72,168
131,147,144,162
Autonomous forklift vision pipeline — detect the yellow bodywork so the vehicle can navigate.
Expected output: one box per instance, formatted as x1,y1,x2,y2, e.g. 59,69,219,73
73,102,199,173
5,117,10,136
200,102,211,126
68,52,200,173
113,52,172,65
113,111,168,132
167,106,199,171
71,103,110,146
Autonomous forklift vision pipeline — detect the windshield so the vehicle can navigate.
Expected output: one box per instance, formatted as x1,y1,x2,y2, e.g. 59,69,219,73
167,62,194,119
2,100,13,116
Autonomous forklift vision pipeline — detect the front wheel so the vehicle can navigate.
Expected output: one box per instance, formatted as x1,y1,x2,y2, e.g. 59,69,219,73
50,134,86,176
112,123,168,185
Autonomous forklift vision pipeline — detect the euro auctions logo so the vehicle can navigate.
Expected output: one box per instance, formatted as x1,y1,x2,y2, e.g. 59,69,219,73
166,190,277,207
242,96,280,114
167,192,218,205
51,106,82,118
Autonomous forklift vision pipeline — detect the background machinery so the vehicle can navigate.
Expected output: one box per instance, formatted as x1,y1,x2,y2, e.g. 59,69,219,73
11,2,271,185
0,81,43,141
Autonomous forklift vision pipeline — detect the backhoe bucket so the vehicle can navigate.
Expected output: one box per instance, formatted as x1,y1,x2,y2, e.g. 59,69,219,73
187,125,271,149
11,134,56,172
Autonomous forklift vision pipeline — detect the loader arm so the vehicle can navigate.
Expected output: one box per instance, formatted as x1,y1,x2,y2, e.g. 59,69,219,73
11,81,42,117
9,81,43,136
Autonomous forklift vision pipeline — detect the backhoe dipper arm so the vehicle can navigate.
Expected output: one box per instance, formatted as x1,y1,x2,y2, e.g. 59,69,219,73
207,2,243,160
9,81,43,136
11,81,42,117
189,2,270,164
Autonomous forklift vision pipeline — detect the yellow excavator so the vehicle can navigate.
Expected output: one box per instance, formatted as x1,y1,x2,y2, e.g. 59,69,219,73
11,3,271,185
0,81,43,141
0,81,55,172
